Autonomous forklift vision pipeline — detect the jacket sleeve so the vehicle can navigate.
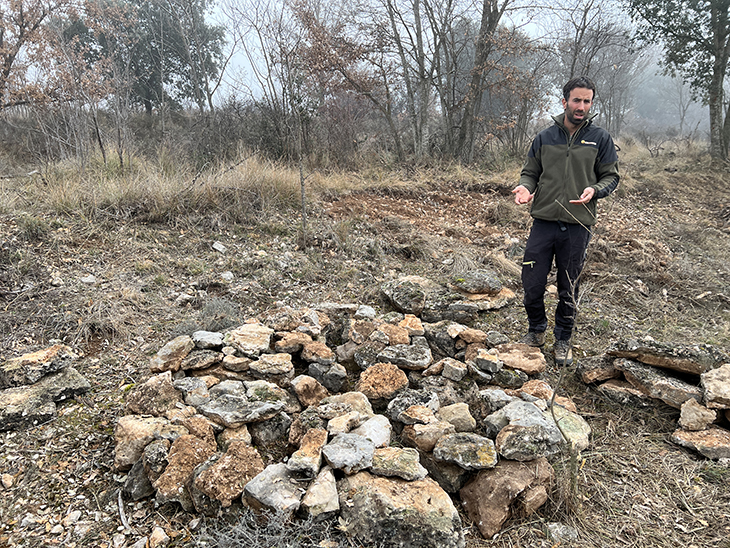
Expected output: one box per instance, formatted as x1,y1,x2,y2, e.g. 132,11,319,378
593,132,619,199
518,136,542,193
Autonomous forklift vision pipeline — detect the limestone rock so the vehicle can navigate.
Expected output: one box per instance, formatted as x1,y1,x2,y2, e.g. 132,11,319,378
308,362,348,393
401,421,455,452
351,414,392,448
614,358,702,409
172,377,210,408
671,426,730,460
243,463,304,514
451,269,501,295
249,412,292,446
321,392,374,419
322,433,375,474
370,447,428,481
291,375,329,407
338,472,464,548
150,336,195,373
114,416,186,471
249,353,294,379
198,394,285,428
181,350,223,371
123,459,154,501
153,435,216,511
125,372,183,416
542,406,591,452
192,331,224,349
193,441,264,507
381,278,428,315
274,332,312,354
701,364,730,409
440,358,468,382
433,432,498,470
286,428,328,477
301,341,335,365
576,354,620,384
399,314,425,336
460,457,554,539
597,379,651,406
356,362,409,403
436,402,476,432
606,339,728,375
0,366,91,432
679,399,717,431
0,344,77,389
494,344,547,375
327,411,363,435
225,323,274,358
377,344,433,371
217,425,252,451
378,323,410,346
301,466,339,518
386,388,439,422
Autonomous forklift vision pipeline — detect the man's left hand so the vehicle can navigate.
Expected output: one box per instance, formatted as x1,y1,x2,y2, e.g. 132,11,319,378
569,187,595,205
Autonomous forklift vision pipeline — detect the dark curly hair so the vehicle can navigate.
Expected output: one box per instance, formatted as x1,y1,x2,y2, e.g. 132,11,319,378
563,76,596,100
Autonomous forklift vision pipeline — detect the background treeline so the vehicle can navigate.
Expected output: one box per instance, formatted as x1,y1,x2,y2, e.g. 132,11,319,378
0,0,724,172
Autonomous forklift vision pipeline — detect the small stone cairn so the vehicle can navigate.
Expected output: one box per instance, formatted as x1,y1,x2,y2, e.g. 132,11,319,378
578,338,730,460
113,272,591,545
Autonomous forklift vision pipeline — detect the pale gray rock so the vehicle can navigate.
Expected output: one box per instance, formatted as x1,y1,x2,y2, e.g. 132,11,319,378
192,331,224,349
198,394,285,428
468,348,504,374
338,471,464,548
0,366,90,432
301,466,339,518
142,439,171,483
181,350,223,371
496,423,563,461
433,433,498,470
679,399,717,431
486,331,510,347
225,324,274,358
701,364,730,409
546,523,580,544
542,406,591,452
440,358,468,382
0,344,77,389
150,336,195,373
173,377,210,407
245,380,300,414
114,415,187,471
451,269,501,295
327,411,363,435
249,353,294,379
436,402,476,432
606,338,728,375
322,433,375,474
485,400,563,446
321,392,374,419
401,421,456,452
377,344,433,370
354,305,377,320
209,379,246,398
244,463,304,514
614,358,702,408
380,278,427,315
351,414,392,448
370,447,427,481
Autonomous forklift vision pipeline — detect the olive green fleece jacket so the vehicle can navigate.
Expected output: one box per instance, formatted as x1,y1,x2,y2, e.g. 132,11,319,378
518,112,620,226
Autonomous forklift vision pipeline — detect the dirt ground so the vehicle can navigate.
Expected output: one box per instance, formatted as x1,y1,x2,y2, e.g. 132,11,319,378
1,153,730,547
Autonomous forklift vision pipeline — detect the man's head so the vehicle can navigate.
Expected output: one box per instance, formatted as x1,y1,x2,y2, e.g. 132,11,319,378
561,76,596,131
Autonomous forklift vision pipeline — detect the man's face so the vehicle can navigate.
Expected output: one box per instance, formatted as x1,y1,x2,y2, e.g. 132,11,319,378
562,87,594,128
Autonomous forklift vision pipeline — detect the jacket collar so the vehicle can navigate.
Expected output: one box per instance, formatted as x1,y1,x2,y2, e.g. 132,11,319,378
552,112,597,133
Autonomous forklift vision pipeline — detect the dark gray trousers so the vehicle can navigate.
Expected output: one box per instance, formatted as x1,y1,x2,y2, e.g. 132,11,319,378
521,219,592,341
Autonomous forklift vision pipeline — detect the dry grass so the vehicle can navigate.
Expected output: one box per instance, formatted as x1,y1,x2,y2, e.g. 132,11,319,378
1,144,730,548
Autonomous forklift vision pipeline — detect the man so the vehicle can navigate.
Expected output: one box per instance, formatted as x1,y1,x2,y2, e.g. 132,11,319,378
512,76,619,366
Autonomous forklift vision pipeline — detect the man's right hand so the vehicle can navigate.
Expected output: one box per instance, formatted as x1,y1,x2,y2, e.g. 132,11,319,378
512,185,533,205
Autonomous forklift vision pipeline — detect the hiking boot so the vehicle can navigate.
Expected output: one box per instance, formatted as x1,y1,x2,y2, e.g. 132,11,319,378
518,331,545,347
554,339,573,366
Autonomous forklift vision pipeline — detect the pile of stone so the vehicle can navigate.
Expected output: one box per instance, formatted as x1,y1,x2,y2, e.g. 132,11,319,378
578,338,730,460
114,272,593,547
0,344,91,431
